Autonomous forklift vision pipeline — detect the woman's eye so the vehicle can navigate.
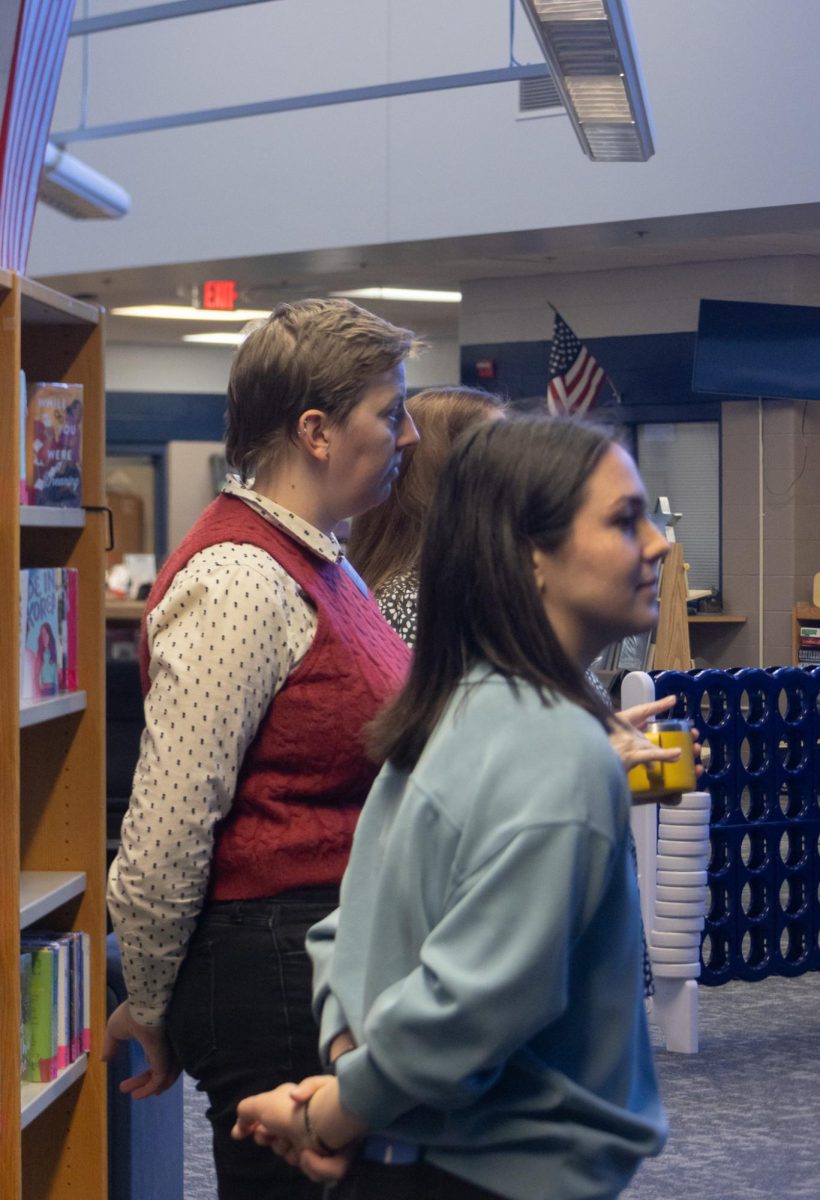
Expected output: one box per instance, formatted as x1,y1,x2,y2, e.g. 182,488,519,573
617,514,639,533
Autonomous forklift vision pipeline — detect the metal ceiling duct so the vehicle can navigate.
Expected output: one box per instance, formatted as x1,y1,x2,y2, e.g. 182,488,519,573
519,0,654,162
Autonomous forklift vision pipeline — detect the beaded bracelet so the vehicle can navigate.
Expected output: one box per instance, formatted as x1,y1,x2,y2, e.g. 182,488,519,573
303,1095,340,1157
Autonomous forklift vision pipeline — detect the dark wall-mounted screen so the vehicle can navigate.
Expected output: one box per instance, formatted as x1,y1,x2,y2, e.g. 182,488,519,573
693,298,820,401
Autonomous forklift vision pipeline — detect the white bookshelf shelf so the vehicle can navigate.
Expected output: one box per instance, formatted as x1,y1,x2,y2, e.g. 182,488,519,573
19,691,87,729
20,506,85,529
20,871,86,930
20,1055,87,1130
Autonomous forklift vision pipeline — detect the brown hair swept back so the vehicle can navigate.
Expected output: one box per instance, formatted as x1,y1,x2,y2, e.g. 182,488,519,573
225,298,420,482
347,386,505,593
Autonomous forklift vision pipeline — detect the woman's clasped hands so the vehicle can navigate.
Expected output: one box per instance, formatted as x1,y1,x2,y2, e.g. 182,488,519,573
232,1074,363,1184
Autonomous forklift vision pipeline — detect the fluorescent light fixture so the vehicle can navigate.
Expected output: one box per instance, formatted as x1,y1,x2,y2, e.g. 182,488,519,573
519,0,654,161
111,304,270,321
39,141,131,219
183,331,246,346
329,287,462,303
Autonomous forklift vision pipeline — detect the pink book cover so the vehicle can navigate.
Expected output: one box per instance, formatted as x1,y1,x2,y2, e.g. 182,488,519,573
58,568,79,692
21,568,60,701
80,932,91,1053
69,933,82,1061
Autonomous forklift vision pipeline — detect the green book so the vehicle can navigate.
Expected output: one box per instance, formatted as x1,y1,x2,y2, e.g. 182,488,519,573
21,943,58,1082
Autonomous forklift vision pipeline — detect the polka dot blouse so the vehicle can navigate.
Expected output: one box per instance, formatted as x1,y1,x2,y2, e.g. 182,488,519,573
107,479,341,1025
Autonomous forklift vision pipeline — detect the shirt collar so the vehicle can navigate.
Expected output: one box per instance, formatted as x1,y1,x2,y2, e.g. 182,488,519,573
223,477,341,564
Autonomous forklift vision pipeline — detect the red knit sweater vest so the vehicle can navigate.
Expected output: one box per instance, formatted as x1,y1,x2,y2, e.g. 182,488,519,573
141,493,410,899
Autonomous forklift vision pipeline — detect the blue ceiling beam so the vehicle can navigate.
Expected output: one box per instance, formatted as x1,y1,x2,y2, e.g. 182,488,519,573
52,63,551,143
69,0,277,37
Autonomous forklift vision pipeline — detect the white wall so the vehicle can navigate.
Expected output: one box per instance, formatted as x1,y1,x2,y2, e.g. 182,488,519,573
105,335,458,393
30,0,820,276
106,342,233,392
166,439,224,549
460,257,820,343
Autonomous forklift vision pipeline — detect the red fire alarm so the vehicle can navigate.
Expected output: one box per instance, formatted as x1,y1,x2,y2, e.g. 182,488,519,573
475,358,496,381
202,280,238,310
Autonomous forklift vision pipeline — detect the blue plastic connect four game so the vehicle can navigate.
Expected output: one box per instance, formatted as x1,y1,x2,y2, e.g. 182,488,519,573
652,666,820,985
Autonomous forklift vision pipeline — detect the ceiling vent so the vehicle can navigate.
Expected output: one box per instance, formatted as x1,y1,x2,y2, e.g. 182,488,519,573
519,76,562,113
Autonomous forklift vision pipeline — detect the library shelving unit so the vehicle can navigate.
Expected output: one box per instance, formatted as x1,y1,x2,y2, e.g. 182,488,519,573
792,602,820,666
0,271,107,1199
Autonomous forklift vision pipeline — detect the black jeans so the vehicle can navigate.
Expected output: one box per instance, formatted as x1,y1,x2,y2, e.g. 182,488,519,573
166,888,339,1200
336,1159,504,1200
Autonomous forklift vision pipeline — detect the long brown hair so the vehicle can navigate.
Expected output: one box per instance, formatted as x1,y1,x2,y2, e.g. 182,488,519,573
368,416,615,772
347,386,505,592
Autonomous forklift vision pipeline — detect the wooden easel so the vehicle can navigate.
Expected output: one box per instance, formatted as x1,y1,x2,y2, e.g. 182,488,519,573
652,542,693,670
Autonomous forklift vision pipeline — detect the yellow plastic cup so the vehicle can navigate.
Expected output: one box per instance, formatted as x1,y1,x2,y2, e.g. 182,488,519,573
627,719,697,798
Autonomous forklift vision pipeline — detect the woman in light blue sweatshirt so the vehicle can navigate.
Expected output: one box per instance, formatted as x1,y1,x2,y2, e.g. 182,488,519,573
234,416,670,1200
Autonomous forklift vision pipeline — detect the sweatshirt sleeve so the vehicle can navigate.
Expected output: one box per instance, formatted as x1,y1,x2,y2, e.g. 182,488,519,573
335,816,618,1128
306,907,352,1067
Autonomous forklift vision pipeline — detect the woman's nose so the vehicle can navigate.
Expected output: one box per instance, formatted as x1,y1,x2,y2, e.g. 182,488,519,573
643,519,670,561
398,412,420,448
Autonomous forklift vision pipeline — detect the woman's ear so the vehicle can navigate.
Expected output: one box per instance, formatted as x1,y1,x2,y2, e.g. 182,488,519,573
297,409,332,462
531,547,549,596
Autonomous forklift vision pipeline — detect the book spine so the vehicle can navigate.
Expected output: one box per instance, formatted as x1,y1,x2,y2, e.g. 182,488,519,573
19,571,31,702
56,939,69,1070
81,932,91,1053
65,568,79,691
798,649,820,664
20,952,33,1076
798,625,820,638
22,945,58,1082
70,933,82,1061
19,368,28,504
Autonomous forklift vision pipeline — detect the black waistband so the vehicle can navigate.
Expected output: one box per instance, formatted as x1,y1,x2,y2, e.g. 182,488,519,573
208,885,340,910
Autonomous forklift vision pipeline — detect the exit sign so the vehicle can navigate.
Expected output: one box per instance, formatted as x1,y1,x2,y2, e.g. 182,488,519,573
202,280,238,310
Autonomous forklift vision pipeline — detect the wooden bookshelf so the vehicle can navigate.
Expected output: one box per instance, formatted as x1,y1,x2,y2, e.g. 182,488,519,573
0,273,107,1200
793,602,820,666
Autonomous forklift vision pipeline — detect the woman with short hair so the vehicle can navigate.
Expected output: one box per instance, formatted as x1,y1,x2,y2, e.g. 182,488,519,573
105,297,421,1199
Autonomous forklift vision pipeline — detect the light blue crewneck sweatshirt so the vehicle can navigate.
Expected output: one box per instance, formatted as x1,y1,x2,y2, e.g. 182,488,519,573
308,667,666,1200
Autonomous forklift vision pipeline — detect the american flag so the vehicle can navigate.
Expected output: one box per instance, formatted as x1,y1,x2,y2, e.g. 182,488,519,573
546,310,611,417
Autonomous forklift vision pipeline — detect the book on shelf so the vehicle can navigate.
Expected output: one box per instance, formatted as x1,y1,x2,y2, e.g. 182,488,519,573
798,647,820,665
20,952,33,1075
19,369,27,504
20,942,59,1083
19,933,90,1081
19,568,79,701
24,381,83,508
799,625,820,639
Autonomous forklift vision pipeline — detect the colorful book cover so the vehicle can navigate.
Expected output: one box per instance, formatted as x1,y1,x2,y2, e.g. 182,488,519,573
25,381,83,508
20,568,60,701
20,368,28,504
80,932,91,1053
60,568,79,692
20,943,58,1082
22,935,70,1070
69,932,82,1061
20,951,33,1074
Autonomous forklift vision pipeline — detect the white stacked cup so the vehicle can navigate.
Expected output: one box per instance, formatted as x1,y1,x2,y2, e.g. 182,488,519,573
651,791,712,978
